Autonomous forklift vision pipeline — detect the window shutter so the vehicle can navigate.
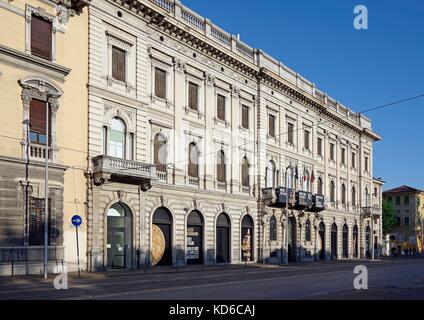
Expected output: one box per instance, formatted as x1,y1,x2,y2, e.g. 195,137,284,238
242,105,249,129
30,99,47,134
304,130,310,149
288,123,294,144
188,143,198,178
217,95,225,121
217,151,225,183
317,138,322,156
112,46,126,82
242,158,249,187
155,68,166,99
31,15,52,60
188,82,198,110
269,115,275,137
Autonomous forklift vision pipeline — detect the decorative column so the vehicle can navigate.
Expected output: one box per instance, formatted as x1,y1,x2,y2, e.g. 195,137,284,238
49,96,60,161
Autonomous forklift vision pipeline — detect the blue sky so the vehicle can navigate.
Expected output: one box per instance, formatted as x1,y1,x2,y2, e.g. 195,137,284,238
182,0,424,191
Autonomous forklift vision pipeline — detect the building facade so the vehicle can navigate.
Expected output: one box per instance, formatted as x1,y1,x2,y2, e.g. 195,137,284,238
0,0,88,275
383,185,424,255
85,0,383,271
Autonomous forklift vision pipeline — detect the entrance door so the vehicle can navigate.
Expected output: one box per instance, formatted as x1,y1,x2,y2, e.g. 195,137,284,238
241,215,254,262
288,217,296,263
353,225,359,258
331,223,338,260
342,224,349,258
107,203,132,269
153,207,173,266
319,222,325,260
187,210,204,265
365,226,371,258
107,230,125,269
216,213,231,263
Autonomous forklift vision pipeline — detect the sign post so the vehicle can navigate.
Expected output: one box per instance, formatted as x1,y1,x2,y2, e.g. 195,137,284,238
71,215,82,277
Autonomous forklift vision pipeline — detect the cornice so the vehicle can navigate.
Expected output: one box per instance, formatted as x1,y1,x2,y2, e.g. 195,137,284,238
110,0,380,141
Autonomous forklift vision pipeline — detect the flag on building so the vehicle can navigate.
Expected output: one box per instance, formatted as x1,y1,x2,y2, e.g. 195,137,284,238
311,170,315,183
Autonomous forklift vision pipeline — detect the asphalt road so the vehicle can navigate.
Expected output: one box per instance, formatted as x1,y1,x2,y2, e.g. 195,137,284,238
0,259,423,300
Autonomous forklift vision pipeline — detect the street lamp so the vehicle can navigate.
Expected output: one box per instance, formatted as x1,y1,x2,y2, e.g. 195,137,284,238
22,119,31,247
284,164,295,265
43,94,53,279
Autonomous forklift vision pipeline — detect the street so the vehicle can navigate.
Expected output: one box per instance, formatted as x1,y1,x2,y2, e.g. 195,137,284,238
0,259,423,300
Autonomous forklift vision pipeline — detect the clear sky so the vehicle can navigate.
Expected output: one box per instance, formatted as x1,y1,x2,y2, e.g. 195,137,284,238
182,0,424,191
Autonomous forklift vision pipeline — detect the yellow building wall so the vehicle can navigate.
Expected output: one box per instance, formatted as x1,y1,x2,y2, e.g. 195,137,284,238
0,0,88,270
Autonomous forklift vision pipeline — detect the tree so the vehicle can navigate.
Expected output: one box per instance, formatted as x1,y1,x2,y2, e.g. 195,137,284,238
382,200,396,235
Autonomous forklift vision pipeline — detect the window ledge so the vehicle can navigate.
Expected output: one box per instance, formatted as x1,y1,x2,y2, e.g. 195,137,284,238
0,44,70,78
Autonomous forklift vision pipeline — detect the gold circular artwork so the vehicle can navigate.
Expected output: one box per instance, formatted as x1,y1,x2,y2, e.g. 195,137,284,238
151,224,165,266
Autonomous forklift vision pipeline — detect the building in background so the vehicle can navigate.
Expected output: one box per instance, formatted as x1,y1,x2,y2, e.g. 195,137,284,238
0,0,88,275
383,185,424,255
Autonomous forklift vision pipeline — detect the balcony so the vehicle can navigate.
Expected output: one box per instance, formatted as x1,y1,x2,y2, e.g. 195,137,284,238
92,155,157,190
294,191,313,210
362,205,381,218
310,194,325,212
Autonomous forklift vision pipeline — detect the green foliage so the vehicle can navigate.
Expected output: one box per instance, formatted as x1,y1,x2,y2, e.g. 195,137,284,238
382,200,396,235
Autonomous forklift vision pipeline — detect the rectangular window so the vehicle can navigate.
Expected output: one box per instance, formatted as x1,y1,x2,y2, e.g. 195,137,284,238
304,130,310,150
351,152,356,168
217,94,226,121
129,132,134,161
29,197,51,246
387,197,392,203
112,46,126,82
188,82,199,110
341,148,346,165
404,217,410,226
404,196,409,205
330,143,335,161
269,114,275,137
396,197,401,205
287,123,294,144
242,105,249,129
31,15,52,60
29,99,50,145
317,137,322,156
155,68,166,99
365,156,369,172
396,216,401,226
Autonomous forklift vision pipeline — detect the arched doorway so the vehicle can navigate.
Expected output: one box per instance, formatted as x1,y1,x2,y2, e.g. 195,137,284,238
187,210,204,265
216,213,231,263
342,224,349,258
152,207,173,266
331,223,338,260
241,215,254,262
107,202,133,269
365,225,371,258
288,217,296,263
353,225,359,258
319,222,326,260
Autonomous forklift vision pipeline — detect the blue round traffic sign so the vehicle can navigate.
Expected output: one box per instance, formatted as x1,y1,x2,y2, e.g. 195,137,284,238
71,215,83,227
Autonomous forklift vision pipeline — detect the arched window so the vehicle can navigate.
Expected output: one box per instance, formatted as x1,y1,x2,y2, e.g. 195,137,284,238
241,157,249,187
352,186,356,206
188,143,199,178
330,180,335,202
269,215,277,241
266,161,276,188
341,184,346,204
305,219,311,242
217,150,226,183
317,177,323,195
109,117,125,159
154,134,167,172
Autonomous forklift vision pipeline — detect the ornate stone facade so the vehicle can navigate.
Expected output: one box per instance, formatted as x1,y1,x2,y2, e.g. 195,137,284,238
85,0,383,270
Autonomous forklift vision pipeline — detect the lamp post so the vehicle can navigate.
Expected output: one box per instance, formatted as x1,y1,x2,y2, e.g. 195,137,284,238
43,94,52,279
22,120,31,246
284,165,294,265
